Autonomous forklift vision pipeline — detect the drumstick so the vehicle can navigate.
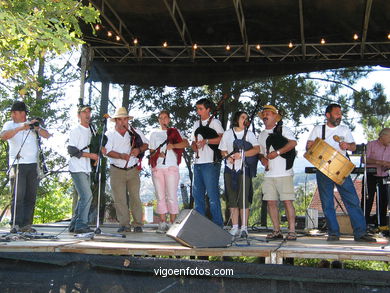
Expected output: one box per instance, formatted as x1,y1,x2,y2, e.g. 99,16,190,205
333,135,344,143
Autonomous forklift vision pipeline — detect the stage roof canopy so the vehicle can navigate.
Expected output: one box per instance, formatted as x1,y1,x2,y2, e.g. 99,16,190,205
82,0,390,86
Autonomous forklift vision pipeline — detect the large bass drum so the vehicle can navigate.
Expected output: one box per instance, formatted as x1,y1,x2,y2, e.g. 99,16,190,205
304,138,355,185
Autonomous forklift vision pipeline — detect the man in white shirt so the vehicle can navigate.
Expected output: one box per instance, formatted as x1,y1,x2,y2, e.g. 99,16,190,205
0,101,50,233
191,98,224,227
67,105,99,233
258,105,297,241
105,107,149,233
306,103,375,242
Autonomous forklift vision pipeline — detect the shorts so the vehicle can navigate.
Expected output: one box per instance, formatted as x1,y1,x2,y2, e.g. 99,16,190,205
262,176,295,201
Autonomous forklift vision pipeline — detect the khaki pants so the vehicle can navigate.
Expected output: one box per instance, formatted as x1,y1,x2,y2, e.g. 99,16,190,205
110,166,143,227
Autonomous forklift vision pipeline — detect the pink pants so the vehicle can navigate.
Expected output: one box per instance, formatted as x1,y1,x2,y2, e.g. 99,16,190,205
152,166,180,215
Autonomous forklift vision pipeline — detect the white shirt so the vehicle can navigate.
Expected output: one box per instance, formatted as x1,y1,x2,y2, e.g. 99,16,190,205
191,118,224,164
105,128,149,168
219,128,259,170
2,120,38,165
307,124,354,157
149,128,185,168
258,125,296,177
68,124,92,173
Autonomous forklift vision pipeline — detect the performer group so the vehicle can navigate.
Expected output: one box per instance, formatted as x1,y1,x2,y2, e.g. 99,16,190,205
1,100,389,242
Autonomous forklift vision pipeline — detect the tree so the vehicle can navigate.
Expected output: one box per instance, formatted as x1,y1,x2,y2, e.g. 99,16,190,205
131,77,319,195
0,0,99,89
352,84,390,140
0,52,80,224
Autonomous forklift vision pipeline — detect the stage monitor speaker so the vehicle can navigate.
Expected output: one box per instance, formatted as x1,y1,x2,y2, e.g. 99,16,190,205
166,209,232,248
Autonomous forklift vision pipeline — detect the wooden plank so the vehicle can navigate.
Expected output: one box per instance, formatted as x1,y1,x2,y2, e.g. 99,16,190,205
1,226,388,262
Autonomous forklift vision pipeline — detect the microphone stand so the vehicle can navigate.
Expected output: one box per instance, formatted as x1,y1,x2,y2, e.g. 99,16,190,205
7,128,32,234
237,133,250,245
362,144,368,219
2,128,57,240
75,117,125,239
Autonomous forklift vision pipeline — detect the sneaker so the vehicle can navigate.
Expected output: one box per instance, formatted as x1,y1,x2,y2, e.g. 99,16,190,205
156,222,169,234
133,226,143,233
240,228,248,238
74,227,93,233
117,226,132,233
19,225,37,233
229,227,240,236
327,235,340,241
354,234,376,243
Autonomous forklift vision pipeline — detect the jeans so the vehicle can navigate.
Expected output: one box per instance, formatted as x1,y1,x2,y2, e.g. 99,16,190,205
316,171,366,238
193,163,223,227
10,163,38,227
70,172,93,230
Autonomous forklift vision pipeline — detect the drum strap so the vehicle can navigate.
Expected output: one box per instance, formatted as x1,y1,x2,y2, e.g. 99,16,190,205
322,125,326,139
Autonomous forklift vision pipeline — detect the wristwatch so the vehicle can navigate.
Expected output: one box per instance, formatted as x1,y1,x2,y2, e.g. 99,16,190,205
276,150,281,156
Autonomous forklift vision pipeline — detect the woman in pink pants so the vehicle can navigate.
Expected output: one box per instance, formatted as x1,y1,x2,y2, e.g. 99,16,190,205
149,110,189,233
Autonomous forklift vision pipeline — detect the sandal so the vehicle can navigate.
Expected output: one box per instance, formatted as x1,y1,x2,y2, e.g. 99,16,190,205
266,230,283,240
286,231,297,241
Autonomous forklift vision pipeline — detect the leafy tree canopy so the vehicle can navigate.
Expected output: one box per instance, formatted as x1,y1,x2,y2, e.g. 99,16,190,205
0,0,99,89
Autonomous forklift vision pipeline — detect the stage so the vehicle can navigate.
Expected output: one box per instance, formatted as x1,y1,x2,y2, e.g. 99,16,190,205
0,223,389,264
1,223,390,292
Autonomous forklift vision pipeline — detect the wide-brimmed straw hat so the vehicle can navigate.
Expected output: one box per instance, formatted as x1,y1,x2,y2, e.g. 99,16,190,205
258,105,282,122
110,107,134,122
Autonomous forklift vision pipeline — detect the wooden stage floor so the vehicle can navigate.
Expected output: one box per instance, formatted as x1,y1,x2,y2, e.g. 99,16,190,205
0,223,389,264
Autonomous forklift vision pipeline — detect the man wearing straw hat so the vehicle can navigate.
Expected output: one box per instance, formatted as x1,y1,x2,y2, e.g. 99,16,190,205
257,105,297,241
105,107,149,233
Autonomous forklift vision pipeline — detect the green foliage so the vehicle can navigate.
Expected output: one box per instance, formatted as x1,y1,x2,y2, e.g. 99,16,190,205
0,52,76,223
343,260,390,271
352,83,390,140
0,0,99,88
294,258,390,271
248,173,264,226
34,176,72,223
294,185,315,216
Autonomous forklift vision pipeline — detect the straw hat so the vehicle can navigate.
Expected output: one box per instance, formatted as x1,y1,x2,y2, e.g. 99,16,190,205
258,105,282,122
110,107,134,122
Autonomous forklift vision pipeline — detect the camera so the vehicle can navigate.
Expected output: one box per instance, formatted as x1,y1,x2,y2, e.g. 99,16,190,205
29,121,40,129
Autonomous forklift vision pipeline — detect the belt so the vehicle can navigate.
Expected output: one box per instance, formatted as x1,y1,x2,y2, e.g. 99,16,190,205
111,164,137,171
